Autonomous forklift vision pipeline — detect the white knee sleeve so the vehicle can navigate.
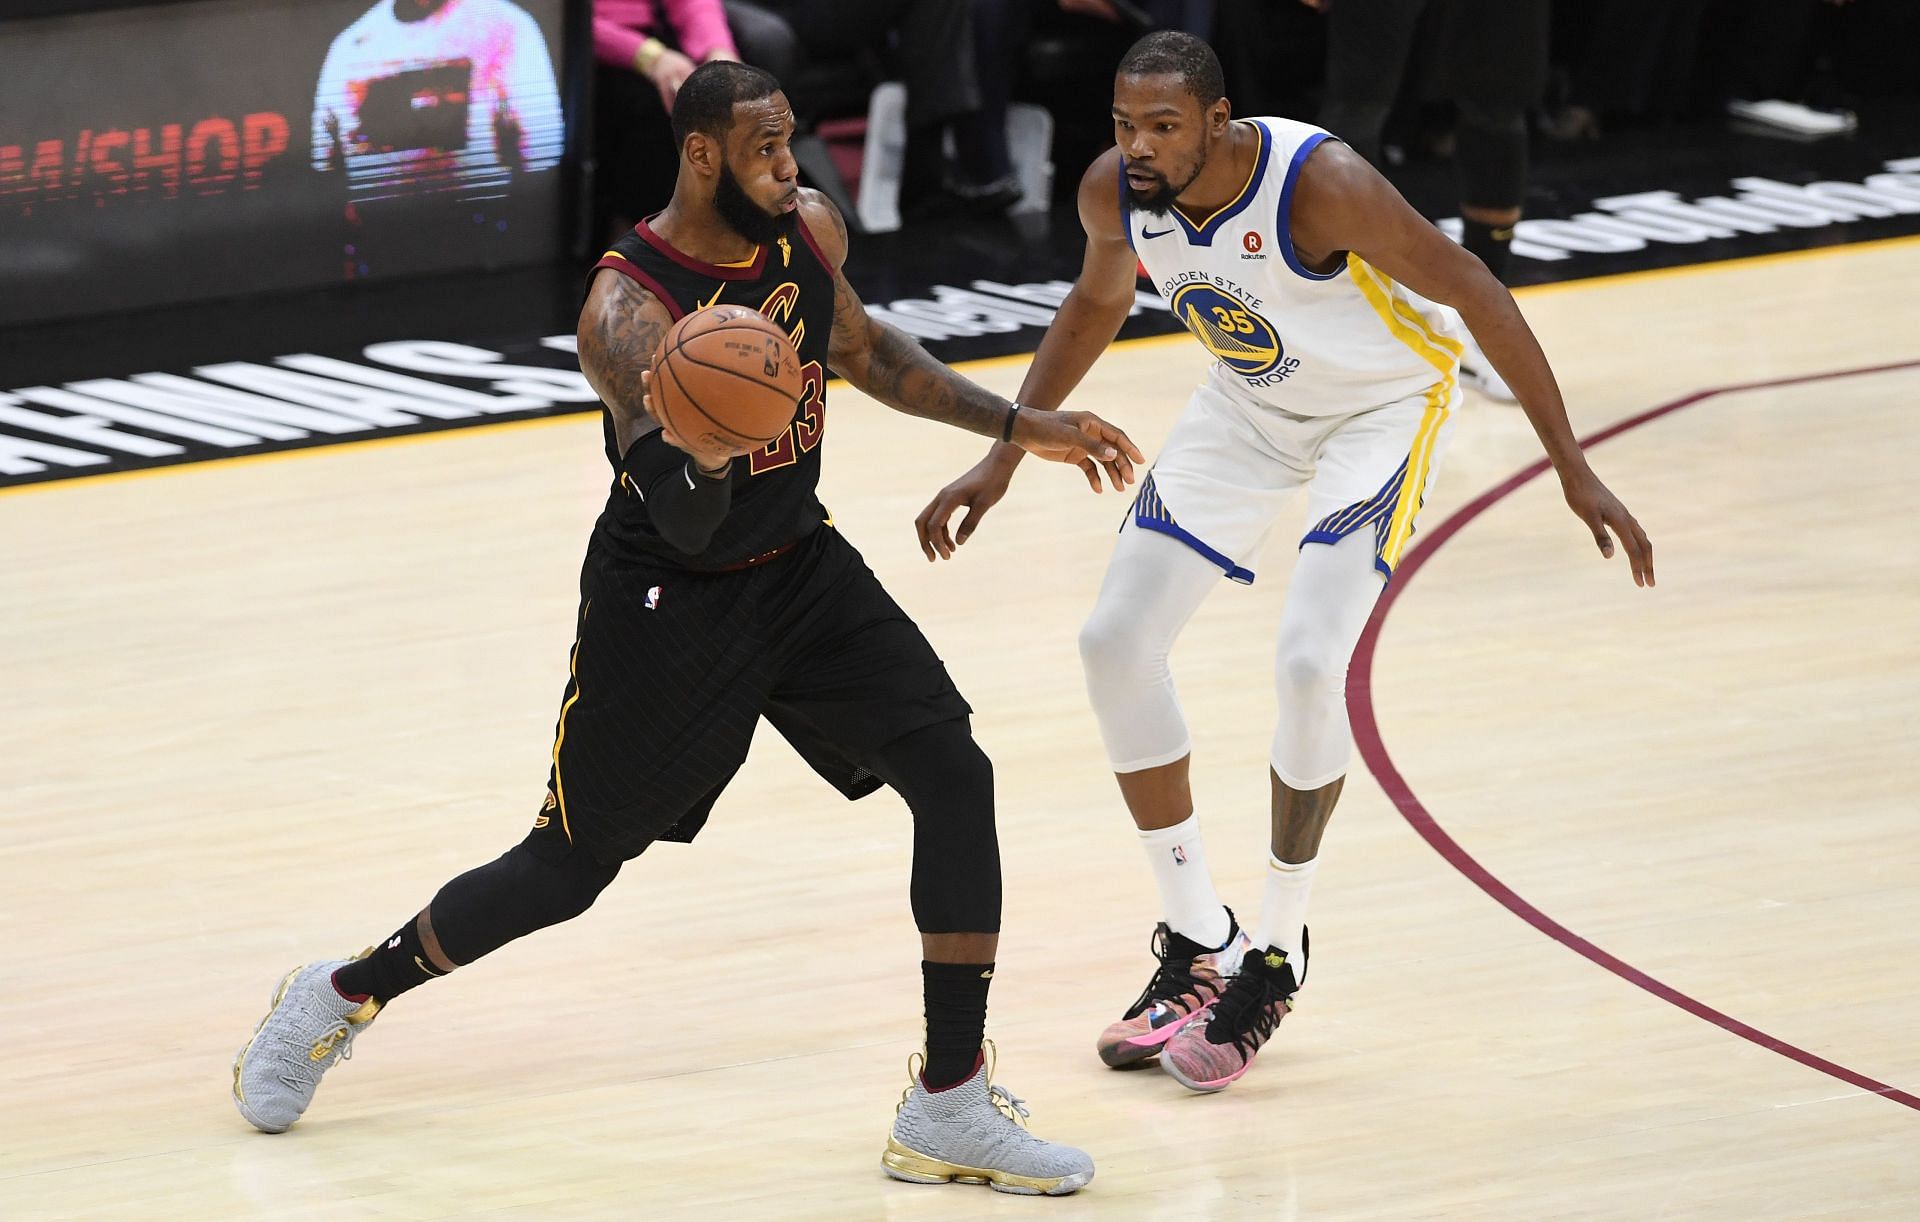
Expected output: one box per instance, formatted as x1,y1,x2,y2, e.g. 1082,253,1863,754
1079,523,1222,773
1270,530,1385,789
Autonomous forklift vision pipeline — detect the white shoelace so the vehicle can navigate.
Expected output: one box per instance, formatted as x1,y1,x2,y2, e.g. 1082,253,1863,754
268,996,356,1088
988,1084,1030,1128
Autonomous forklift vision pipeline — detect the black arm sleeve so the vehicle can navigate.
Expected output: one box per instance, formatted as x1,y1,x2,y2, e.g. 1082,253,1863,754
624,431,734,555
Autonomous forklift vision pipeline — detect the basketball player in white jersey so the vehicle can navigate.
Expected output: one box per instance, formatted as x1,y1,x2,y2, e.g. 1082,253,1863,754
916,32,1653,1092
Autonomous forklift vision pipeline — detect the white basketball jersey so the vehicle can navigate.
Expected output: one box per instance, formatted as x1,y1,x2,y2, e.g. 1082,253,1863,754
1125,118,1464,418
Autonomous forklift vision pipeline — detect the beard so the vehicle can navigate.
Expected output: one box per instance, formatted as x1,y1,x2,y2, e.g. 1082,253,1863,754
1124,147,1207,218
714,161,793,246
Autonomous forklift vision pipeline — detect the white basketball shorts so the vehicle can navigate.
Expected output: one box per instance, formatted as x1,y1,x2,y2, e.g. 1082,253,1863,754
1130,364,1460,584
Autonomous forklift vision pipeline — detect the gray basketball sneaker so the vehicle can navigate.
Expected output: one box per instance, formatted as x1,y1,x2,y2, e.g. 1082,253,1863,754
882,1047,1095,1196
232,959,381,1133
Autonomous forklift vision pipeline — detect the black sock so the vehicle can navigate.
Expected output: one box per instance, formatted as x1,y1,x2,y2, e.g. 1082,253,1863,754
922,960,992,1090
332,912,446,1004
1462,218,1515,281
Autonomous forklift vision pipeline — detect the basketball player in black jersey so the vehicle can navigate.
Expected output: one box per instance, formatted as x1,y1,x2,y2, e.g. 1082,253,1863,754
232,62,1142,1196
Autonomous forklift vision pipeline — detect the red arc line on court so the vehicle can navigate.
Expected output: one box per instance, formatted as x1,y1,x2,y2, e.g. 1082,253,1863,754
1347,357,1920,1113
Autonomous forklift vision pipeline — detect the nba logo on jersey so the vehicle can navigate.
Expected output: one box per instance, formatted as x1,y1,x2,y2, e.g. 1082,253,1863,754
645,585,662,610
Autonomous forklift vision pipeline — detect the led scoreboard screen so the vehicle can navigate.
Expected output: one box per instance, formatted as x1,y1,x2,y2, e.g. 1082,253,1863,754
0,0,572,325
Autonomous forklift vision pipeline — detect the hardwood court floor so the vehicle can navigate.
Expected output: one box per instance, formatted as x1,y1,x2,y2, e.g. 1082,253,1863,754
3,237,1917,1219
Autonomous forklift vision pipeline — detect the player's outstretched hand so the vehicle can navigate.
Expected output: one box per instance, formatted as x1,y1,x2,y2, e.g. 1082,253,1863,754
1562,469,1654,588
1012,409,1144,493
916,455,1014,562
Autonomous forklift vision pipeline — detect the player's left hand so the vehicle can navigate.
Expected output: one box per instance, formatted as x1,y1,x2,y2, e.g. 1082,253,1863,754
1562,468,1654,588
1011,409,1144,493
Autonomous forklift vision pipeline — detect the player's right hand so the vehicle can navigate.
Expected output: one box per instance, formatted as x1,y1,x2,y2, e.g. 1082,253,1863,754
915,457,1015,562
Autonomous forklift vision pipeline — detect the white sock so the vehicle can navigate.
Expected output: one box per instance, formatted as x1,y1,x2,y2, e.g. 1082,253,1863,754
1138,814,1231,949
1255,855,1317,978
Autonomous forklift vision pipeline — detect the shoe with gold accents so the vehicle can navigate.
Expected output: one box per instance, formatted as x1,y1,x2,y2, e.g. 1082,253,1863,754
232,959,380,1133
881,1045,1094,1195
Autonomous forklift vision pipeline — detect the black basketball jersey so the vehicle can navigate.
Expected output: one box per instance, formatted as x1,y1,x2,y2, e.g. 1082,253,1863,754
587,215,837,571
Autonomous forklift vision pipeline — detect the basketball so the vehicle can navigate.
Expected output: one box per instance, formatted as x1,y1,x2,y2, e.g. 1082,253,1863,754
650,304,804,448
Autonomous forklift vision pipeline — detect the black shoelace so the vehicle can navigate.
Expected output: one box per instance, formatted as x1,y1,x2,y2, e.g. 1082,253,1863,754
1121,923,1212,1021
1204,956,1299,1056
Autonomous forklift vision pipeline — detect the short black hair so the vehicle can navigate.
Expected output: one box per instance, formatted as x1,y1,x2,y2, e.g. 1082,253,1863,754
1116,31,1225,108
670,61,782,148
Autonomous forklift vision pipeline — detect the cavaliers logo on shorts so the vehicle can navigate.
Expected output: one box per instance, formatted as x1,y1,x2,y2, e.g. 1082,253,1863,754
1170,282,1284,377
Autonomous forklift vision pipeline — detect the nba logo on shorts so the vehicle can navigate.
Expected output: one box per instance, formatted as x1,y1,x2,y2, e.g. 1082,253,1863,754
645,585,662,610
1172,845,1188,865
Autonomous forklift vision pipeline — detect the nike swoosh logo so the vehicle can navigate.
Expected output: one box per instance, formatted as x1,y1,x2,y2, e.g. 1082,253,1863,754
1142,227,1176,239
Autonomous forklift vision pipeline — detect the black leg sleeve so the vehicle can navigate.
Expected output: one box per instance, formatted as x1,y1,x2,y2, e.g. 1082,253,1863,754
333,832,621,1004
430,837,623,966
868,719,1002,935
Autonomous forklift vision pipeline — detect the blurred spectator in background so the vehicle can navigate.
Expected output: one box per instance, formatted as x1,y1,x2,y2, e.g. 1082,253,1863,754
1713,0,1859,137
1315,0,1548,286
1540,1,1704,140
1211,0,1325,122
1542,0,1714,141
592,0,799,225
1544,0,1916,142
946,0,1033,213
758,0,999,215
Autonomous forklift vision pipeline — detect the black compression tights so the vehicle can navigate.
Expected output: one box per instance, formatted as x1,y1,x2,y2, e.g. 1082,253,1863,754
344,720,1000,1004
426,837,623,966
333,835,620,1004
868,719,1003,935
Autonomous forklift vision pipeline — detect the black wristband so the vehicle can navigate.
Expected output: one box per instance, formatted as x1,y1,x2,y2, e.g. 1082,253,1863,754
688,458,730,483
1000,403,1018,443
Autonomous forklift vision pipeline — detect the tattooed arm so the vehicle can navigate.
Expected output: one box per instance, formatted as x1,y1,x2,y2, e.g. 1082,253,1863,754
797,190,1142,483
576,269,674,459
576,267,752,555
803,193,1007,437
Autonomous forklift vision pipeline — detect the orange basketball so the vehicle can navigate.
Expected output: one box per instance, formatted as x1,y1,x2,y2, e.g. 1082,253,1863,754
650,304,804,448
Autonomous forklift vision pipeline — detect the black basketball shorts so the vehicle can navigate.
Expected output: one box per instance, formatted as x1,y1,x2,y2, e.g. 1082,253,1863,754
529,525,973,864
